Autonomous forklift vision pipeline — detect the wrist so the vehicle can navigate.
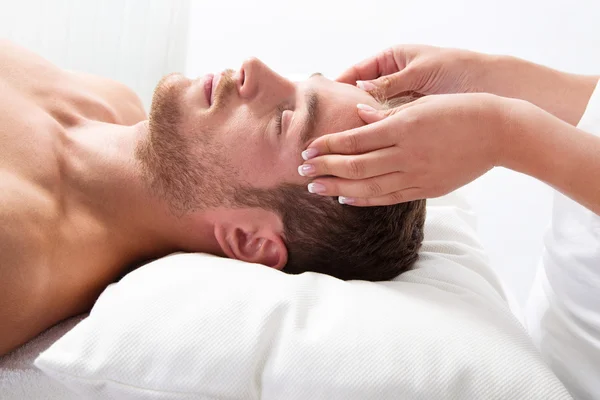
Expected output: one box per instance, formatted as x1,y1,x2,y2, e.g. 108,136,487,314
491,96,528,169
483,54,598,125
496,98,575,184
479,54,524,95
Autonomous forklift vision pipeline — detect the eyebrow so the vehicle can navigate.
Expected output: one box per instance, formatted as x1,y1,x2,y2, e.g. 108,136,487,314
298,90,320,147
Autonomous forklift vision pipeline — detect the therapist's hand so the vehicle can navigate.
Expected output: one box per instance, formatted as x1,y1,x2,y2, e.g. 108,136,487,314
337,44,597,126
299,93,520,206
337,45,488,99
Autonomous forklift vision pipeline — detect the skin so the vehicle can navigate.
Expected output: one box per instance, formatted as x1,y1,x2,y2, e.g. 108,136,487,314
0,41,377,356
299,45,600,214
336,45,597,126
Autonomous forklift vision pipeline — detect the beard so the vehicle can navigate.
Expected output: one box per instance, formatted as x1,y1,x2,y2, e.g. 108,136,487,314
135,72,238,216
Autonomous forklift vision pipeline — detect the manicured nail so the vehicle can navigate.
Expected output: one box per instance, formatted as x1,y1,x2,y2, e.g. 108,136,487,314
308,182,326,194
338,196,356,205
356,80,377,91
357,103,376,113
302,148,319,161
298,164,315,177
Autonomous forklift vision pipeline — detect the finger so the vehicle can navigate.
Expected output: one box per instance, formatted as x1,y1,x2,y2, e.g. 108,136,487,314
336,54,386,85
304,117,399,159
355,104,388,124
336,65,366,85
340,188,424,207
357,95,426,124
355,103,416,125
336,46,406,85
299,147,401,180
358,67,420,99
307,172,410,199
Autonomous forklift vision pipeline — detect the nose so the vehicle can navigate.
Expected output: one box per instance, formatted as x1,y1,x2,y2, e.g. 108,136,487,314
238,57,294,103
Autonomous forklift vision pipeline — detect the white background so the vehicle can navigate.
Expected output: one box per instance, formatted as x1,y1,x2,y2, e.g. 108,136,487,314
0,0,190,109
2,0,599,304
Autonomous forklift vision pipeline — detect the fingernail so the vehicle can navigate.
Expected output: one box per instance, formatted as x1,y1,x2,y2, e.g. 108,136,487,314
302,148,319,161
298,164,315,177
356,80,377,91
357,103,376,113
338,196,356,205
308,182,326,194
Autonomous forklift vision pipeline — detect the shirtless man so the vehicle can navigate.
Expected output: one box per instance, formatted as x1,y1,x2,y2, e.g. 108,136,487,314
1,40,148,355
0,41,425,356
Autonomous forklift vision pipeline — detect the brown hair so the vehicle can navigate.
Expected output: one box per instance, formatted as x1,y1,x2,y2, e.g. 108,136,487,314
235,92,427,281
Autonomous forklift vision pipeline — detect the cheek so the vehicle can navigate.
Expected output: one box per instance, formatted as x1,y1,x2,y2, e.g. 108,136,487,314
207,110,283,187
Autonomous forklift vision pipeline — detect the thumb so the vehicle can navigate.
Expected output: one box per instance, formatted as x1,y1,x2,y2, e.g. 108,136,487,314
357,67,418,99
356,103,402,124
336,66,361,85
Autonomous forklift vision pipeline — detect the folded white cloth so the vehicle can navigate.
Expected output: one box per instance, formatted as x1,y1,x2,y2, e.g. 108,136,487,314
0,316,84,400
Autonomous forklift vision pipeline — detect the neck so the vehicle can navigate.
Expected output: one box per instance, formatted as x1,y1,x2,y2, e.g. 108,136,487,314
61,120,223,278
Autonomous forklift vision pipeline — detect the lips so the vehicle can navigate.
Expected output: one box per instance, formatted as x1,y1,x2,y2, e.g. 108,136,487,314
210,73,222,105
203,73,214,106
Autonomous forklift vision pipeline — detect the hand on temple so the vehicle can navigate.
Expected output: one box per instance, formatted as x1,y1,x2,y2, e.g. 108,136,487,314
336,44,488,100
299,93,514,206
300,90,600,214
337,44,598,126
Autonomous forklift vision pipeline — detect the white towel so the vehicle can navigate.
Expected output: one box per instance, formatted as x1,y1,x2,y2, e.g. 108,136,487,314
0,315,84,400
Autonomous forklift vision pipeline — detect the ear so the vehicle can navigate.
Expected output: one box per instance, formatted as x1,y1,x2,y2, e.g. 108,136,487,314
214,221,288,270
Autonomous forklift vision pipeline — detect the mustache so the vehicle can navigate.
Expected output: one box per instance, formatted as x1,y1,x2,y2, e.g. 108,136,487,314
212,69,237,109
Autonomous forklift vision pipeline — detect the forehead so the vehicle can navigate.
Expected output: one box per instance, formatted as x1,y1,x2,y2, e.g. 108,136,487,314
300,76,380,139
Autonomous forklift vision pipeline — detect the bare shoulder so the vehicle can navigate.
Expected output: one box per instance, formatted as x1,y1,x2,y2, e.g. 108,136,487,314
0,40,146,126
0,39,39,58
69,71,147,125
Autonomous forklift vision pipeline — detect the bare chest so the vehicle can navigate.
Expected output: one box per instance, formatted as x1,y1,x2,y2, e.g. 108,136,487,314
0,90,112,342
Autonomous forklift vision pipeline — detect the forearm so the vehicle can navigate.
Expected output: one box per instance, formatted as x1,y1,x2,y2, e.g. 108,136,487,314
501,102,600,215
483,54,598,126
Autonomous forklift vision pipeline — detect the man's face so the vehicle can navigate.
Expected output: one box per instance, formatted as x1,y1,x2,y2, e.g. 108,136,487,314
141,58,380,211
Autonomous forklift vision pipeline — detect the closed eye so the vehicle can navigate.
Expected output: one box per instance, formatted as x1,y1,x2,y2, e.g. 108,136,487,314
275,104,291,135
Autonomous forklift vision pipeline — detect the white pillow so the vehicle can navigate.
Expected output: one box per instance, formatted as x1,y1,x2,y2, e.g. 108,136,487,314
35,193,572,399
